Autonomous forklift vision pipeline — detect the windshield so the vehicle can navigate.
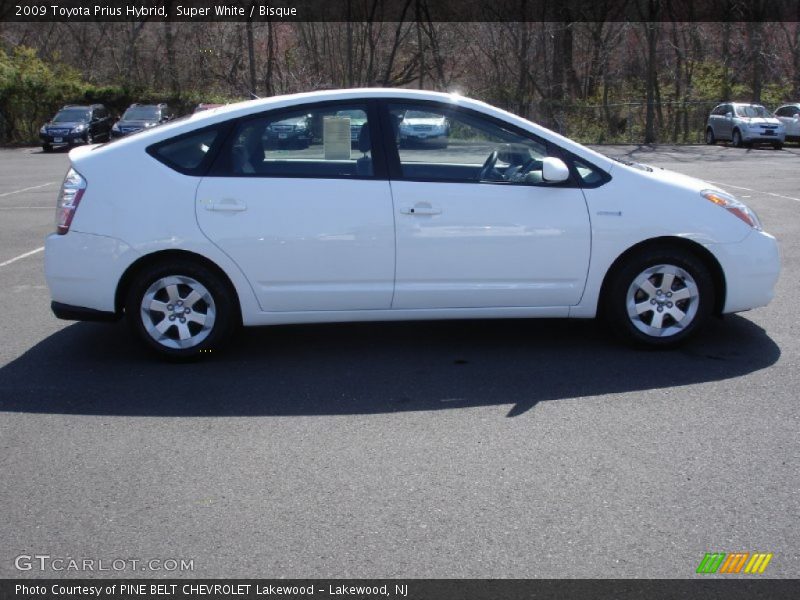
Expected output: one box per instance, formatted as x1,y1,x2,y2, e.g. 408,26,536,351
122,106,160,121
735,105,771,118
405,110,441,120
52,109,89,123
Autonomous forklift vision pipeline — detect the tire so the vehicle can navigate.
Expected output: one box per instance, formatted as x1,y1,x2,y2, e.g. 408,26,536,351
604,246,714,348
42,144,52,153
705,128,716,145
732,129,743,148
85,132,94,145
125,260,237,360
773,142,783,150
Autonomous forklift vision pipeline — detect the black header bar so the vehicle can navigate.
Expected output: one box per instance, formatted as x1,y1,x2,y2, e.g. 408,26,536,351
3,0,800,23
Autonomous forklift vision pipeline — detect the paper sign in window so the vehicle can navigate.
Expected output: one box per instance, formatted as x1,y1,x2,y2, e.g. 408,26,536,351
323,117,351,160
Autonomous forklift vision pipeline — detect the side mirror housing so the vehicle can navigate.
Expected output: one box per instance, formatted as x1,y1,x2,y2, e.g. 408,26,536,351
542,157,570,183
725,112,733,119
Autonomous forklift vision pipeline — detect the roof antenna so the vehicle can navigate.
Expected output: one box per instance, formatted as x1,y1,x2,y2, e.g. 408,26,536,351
249,92,261,100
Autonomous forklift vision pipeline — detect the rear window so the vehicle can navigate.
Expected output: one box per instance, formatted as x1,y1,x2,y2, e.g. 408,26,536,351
147,126,223,175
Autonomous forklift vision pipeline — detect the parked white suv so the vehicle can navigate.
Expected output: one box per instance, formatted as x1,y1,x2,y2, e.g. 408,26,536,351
774,103,800,143
705,102,785,148
46,89,780,359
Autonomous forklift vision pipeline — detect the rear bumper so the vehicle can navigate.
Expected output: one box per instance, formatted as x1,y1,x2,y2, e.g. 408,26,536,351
45,231,139,314
51,301,119,322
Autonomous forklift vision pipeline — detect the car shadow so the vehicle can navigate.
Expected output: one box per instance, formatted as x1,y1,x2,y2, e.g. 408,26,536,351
0,316,779,418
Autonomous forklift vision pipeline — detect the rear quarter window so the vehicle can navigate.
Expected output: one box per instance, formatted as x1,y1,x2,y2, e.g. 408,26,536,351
147,126,224,175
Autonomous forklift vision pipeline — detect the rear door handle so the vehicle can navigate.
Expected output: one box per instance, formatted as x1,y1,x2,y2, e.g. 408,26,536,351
400,204,441,216
203,198,247,212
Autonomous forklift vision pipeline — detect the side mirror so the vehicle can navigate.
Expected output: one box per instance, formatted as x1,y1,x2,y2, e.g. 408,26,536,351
542,157,570,183
794,113,800,120
725,112,733,119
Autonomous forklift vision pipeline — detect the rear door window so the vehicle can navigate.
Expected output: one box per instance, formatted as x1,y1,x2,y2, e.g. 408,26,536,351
212,103,376,179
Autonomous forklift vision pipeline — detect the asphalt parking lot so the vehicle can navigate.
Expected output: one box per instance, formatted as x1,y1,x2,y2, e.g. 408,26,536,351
0,143,798,579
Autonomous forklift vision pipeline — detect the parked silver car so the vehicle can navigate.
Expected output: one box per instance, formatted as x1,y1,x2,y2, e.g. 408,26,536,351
774,103,800,143
705,102,785,149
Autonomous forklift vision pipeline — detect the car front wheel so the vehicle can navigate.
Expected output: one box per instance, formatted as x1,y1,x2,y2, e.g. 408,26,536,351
605,247,714,348
705,128,716,145
732,129,743,148
125,260,237,359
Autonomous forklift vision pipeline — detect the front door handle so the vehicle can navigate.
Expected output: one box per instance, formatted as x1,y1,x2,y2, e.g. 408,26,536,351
203,198,247,212
400,204,441,216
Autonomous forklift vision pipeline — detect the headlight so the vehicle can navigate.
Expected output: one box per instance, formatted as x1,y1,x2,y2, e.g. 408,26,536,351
40,125,47,133
112,124,120,131
72,124,86,132
701,189,762,230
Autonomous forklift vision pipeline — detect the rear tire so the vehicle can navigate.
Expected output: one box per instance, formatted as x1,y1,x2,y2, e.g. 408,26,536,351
125,260,237,360
604,246,714,349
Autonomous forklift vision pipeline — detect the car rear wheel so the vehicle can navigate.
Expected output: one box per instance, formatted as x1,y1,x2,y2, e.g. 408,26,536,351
732,129,743,148
604,247,714,348
125,260,237,360
705,128,716,145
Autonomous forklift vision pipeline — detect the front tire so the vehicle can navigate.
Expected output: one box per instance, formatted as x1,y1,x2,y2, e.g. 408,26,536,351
705,128,716,145
42,144,52,153
773,142,783,150
732,129,743,148
604,247,714,348
125,260,237,359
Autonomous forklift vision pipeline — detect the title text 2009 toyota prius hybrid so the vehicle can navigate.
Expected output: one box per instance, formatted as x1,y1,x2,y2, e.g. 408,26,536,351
45,89,780,359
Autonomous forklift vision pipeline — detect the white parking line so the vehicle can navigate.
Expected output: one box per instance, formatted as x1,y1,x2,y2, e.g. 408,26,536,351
0,247,45,268
0,182,57,198
708,181,800,203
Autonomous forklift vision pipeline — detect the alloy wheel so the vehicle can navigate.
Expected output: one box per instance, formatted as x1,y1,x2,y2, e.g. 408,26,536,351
625,264,699,338
139,275,217,350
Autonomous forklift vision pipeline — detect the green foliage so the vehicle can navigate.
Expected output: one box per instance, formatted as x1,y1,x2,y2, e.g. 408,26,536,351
0,46,83,142
0,46,240,144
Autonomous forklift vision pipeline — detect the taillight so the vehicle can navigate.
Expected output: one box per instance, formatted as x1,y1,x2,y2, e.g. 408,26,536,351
56,168,87,235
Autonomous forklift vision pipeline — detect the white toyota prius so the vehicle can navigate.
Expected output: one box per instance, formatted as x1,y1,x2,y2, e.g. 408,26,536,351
45,89,780,359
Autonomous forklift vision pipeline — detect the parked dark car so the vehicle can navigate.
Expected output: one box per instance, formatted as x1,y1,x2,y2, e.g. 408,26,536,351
39,104,112,151
111,103,174,139
263,114,312,148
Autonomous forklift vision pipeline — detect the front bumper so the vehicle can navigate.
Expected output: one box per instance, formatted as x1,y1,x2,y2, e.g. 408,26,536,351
707,229,781,314
741,131,785,143
40,131,87,145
